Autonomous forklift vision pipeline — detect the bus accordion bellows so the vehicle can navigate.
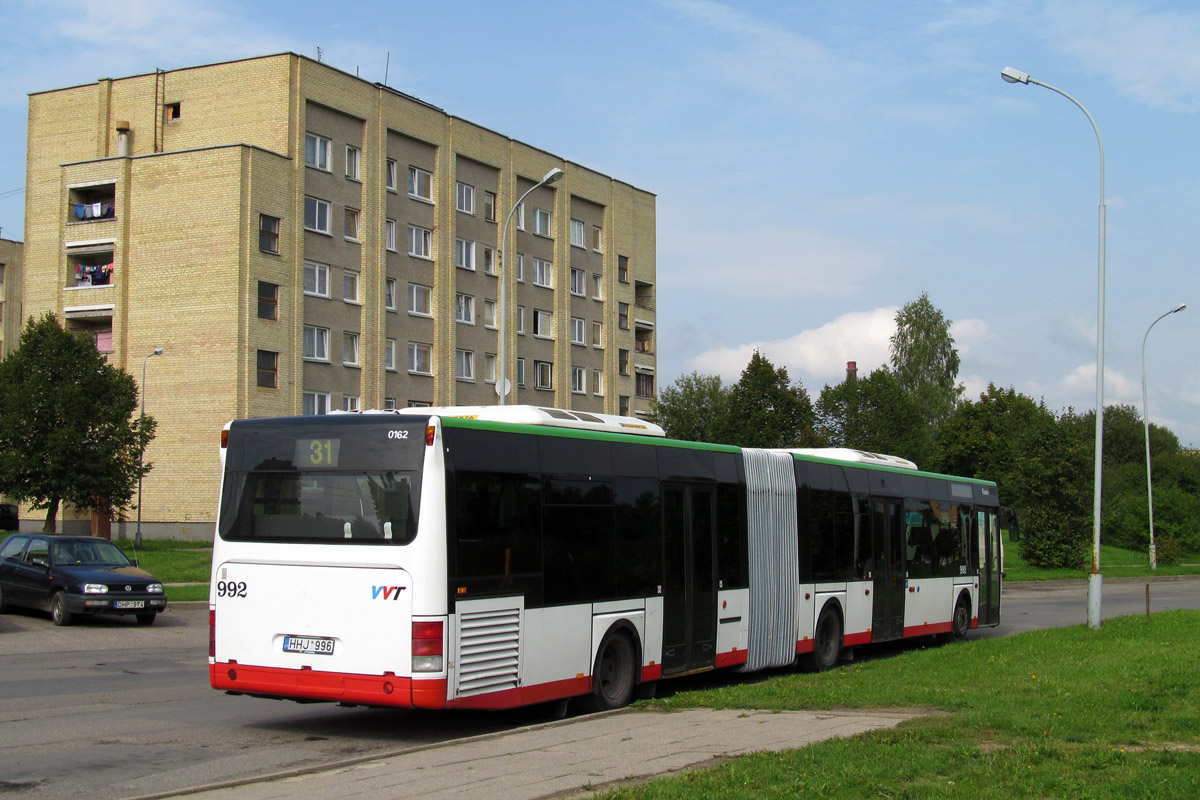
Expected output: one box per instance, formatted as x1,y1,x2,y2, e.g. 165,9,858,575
209,405,1016,711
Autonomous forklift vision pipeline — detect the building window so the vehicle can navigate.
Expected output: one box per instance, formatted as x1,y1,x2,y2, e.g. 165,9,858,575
386,219,397,251
484,299,497,328
408,225,432,258
343,270,359,303
592,320,603,347
409,283,432,316
456,293,475,324
303,325,330,361
456,349,475,381
257,281,279,320
636,373,655,398
303,391,331,415
516,306,526,335
343,332,359,366
592,369,604,396
385,338,397,371
386,159,397,191
618,302,630,330
304,260,329,298
165,102,182,122
259,214,280,254
570,317,585,345
533,309,552,338
515,202,525,230
408,166,432,200
570,268,585,296
482,246,495,275
484,191,496,222
533,207,551,237
484,353,497,383
515,253,525,283
408,342,432,374
532,258,552,288
385,278,397,311
344,207,360,241
305,133,331,170
592,226,603,252
384,397,398,410
571,366,585,394
345,145,360,180
618,255,629,283
456,181,474,214
342,395,361,412
455,238,475,270
535,360,553,390
304,196,331,234
256,350,278,388
517,358,526,388
619,395,630,416
619,348,630,376
570,219,585,248
593,272,603,300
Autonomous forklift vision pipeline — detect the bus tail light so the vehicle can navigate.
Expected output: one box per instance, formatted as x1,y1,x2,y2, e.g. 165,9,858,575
412,620,443,672
425,425,436,447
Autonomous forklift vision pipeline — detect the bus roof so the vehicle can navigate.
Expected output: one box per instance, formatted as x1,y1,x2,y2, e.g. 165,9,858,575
780,448,919,471
394,405,666,437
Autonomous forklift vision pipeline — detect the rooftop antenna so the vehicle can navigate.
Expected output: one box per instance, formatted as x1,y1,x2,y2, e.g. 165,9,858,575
316,46,323,62
384,51,390,85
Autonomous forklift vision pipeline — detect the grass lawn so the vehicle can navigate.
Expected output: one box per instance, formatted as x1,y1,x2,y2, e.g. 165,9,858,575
1003,537,1200,582
607,610,1200,799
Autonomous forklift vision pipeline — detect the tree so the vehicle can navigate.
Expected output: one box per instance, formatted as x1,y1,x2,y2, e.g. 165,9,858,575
0,313,157,532
889,292,963,429
648,372,729,443
815,366,935,467
937,385,1089,569
713,351,821,448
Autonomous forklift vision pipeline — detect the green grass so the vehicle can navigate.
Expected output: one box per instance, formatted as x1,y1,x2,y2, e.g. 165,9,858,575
610,611,1200,799
1003,537,1200,582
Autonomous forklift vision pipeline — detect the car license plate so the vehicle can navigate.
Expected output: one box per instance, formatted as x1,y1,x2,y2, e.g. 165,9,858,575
283,635,335,655
114,600,144,609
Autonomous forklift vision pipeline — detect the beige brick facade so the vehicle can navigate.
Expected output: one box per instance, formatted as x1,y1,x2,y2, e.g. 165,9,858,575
21,53,657,538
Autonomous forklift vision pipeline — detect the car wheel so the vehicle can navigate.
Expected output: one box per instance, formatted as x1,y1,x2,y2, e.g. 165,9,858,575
136,612,157,626
51,592,73,626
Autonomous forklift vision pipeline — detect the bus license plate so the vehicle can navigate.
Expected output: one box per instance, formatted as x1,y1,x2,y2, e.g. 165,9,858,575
114,600,144,609
283,636,335,655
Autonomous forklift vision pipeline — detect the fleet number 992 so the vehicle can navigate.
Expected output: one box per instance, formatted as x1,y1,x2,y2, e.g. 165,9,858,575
216,580,248,598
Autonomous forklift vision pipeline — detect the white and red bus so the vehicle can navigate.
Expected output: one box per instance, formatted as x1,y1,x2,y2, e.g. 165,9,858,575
209,406,1014,711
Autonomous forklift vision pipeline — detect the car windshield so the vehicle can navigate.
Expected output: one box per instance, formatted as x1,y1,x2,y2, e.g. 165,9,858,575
53,540,133,567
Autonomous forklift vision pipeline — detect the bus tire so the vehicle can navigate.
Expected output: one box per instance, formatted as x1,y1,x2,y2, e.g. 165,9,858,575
804,605,843,672
578,629,636,713
949,593,971,642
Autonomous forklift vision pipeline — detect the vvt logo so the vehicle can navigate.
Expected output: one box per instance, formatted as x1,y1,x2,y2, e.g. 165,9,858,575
371,585,407,600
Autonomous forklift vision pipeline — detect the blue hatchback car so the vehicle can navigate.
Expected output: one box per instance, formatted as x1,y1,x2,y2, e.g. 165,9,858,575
0,534,167,625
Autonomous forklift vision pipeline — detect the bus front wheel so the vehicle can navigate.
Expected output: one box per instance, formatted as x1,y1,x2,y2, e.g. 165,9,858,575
578,630,636,713
949,594,971,642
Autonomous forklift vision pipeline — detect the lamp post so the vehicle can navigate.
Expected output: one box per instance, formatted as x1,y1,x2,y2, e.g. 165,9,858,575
1141,303,1186,570
136,347,163,548
497,167,564,405
1001,66,1107,629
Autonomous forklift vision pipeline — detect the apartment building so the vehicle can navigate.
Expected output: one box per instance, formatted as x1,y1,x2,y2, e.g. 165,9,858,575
23,53,657,537
0,238,21,356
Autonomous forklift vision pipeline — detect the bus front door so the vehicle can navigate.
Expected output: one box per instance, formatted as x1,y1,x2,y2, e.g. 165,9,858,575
661,484,717,675
871,499,905,641
979,511,1002,626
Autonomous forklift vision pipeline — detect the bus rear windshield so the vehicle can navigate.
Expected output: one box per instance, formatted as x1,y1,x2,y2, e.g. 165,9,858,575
218,418,425,544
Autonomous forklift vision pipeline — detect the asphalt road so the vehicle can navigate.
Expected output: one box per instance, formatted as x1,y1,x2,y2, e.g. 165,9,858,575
1,576,1197,800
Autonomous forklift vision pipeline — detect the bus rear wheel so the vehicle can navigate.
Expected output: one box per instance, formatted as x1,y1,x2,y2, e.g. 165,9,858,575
804,606,843,672
578,630,636,713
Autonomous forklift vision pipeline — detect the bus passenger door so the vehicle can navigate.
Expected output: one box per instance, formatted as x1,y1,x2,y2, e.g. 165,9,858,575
871,499,905,641
661,484,717,675
978,511,1002,626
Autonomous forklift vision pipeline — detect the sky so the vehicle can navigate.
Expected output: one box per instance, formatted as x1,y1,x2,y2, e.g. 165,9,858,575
1,0,1197,446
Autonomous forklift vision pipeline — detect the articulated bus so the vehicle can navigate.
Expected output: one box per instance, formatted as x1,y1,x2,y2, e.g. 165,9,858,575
209,406,1014,711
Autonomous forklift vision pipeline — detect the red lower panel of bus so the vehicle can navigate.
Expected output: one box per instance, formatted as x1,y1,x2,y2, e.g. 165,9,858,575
903,621,954,637
211,662,415,707
844,631,872,647
715,649,749,668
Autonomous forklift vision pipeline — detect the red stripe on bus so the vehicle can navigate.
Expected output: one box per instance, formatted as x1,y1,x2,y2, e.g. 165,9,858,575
796,639,814,654
843,631,872,647
641,663,662,682
715,649,748,668
448,675,590,710
210,662,414,707
903,622,953,638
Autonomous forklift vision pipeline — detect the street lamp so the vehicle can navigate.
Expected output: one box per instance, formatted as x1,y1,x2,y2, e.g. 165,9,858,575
1141,303,1186,570
497,167,564,405
1002,66,1107,629
136,347,164,548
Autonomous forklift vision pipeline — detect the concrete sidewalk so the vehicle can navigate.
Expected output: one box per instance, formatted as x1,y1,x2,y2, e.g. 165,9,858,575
140,707,918,800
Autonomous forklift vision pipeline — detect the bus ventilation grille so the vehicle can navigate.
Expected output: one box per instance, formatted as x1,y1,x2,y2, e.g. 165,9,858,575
456,607,521,697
